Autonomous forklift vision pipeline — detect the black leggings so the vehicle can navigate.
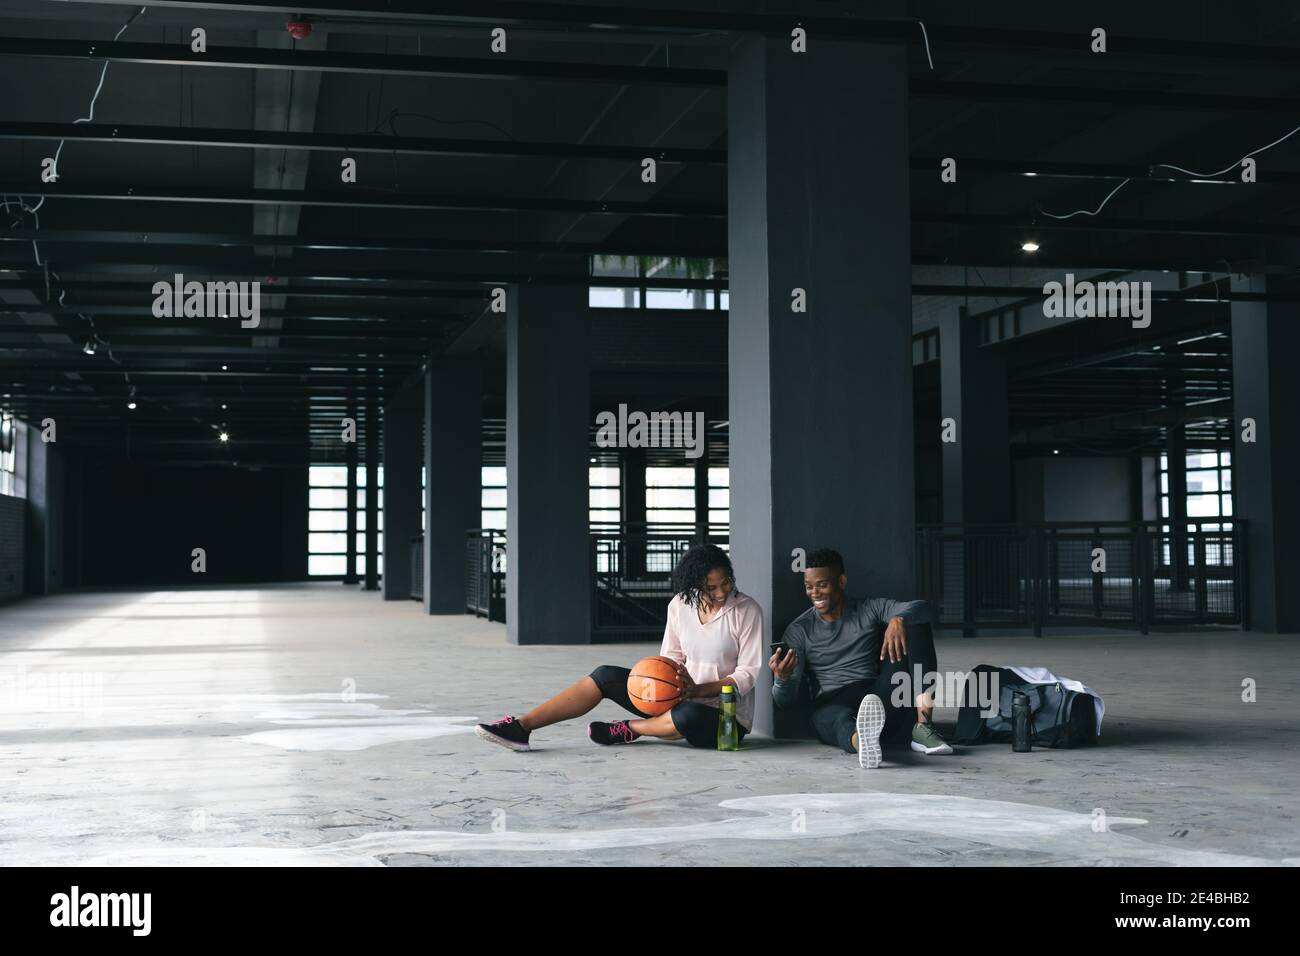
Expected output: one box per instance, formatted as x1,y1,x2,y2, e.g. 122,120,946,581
809,623,938,753
589,665,748,749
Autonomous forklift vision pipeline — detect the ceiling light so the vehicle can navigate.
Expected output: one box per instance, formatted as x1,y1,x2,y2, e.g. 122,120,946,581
221,364,228,371
82,340,97,355
1053,449,1060,455
1021,241,1040,253
127,401,136,410
221,403,228,409
219,432,229,443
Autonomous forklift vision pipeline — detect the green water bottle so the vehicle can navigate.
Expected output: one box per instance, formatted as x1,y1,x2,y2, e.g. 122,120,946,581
717,685,740,751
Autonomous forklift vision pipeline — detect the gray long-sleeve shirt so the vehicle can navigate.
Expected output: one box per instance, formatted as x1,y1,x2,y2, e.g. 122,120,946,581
772,597,930,708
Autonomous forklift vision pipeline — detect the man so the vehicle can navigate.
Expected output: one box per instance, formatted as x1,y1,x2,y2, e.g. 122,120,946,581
770,548,952,768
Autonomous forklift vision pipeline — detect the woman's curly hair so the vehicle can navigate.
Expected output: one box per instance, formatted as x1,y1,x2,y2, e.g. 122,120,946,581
671,543,735,608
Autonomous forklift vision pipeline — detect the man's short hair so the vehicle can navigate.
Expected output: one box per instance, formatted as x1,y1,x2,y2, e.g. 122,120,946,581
805,548,845,577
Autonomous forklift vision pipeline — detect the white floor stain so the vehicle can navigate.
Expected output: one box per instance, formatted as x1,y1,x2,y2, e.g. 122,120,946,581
211,694,480,752
81,792,1300,867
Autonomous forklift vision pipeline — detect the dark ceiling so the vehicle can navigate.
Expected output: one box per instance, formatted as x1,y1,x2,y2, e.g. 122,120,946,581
2,0,1297,466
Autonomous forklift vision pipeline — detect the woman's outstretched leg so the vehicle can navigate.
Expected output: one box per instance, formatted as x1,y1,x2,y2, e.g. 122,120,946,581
518,676,603,731
475,665,633,752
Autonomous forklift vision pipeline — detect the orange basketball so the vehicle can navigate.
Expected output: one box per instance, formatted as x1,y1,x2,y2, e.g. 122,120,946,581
627,656,684,716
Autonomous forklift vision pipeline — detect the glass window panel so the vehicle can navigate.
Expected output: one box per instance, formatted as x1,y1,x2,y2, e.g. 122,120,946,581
647,488,695,508
482,466,507,487
708,509,729,525
589,466,620,486
1186,495,1220,517
589,510,621,523
1160,499,1169,517
355,466,367,488
647,509,696,524
309,465,347,487
309,532,347,554
481,489,507,508
481,510,507,530
646,467,694,487
1220,451,1232,466
1160,474,1168,494
357,511,366,531
1222,494,1232,515
309,488,347,509
589,287,640,308
309,511,348,531
356,532,368,553
589,488,620,508
1187,472,1219,493
1222,470,1232,491
645,288,695,309
308,555,346,576
708,467,729,487
1186,451,1217,469
720,291,729,310
708,488,729,507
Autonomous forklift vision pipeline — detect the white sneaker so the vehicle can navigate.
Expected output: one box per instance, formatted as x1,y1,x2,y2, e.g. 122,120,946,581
855,693,886,769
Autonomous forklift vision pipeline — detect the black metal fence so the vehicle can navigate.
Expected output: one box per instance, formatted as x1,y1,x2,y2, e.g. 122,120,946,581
590,522,729,640
916,521,1247,633
465,529,507,622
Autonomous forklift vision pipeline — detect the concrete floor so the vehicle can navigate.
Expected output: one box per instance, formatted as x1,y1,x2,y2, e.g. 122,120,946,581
1,583,1297,867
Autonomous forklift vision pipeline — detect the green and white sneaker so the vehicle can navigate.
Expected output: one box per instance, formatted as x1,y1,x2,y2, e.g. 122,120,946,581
911,720,954,755
855,694,886,769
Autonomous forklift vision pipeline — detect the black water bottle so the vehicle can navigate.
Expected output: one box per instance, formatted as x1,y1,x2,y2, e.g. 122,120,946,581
1012,690,1032,752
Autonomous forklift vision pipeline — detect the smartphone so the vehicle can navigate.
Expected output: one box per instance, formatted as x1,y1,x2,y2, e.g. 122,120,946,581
770,642,789,655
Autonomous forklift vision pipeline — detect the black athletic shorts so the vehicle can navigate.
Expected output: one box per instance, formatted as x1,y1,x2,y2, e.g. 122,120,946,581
589,664,749,749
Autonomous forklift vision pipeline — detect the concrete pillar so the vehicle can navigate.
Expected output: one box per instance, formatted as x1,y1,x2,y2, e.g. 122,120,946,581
423,359,482,614
728,36,913,736
363,380,379,592
622,448,647,579
344,406,358,585
382,379,422,600
1231,276,1300,632
506,283,591,644
939,306,1011,523
24,433,64,595
1167,420,1190,591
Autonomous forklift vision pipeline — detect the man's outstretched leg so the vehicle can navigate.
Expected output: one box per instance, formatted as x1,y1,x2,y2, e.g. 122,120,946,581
870,622,952,755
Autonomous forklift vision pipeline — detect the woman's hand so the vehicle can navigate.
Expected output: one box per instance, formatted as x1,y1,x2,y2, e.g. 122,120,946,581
676,664,698,700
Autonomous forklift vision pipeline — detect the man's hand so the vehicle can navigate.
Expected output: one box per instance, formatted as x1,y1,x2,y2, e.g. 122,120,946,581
769,647,799,682
881,616,908,663
675,664,698,700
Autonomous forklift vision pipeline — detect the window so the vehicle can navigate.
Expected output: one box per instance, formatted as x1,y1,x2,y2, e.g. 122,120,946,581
308,464,386,576
0,412,21,498
1158,450,1233,566
481,466,506,530
590,465,620,527
589,256,724,310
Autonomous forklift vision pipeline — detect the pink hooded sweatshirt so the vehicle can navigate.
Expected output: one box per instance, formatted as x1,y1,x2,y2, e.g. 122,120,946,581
659,589,764,730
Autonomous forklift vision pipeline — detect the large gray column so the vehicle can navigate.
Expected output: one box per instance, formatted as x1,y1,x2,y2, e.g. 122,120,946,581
423,359,482,614
729,36,913,736
382,379,422,600
364,380,379,591
506,283,591,644
24,432,64,595
1231,276,1300,632
939,306,1011,523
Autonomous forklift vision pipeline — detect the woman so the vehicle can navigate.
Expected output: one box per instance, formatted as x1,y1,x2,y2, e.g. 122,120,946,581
474,543,762,750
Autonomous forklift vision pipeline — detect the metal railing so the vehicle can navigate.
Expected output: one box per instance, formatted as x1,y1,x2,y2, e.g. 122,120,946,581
465,529,507,622
916,521,1247,634
590,522,729,640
